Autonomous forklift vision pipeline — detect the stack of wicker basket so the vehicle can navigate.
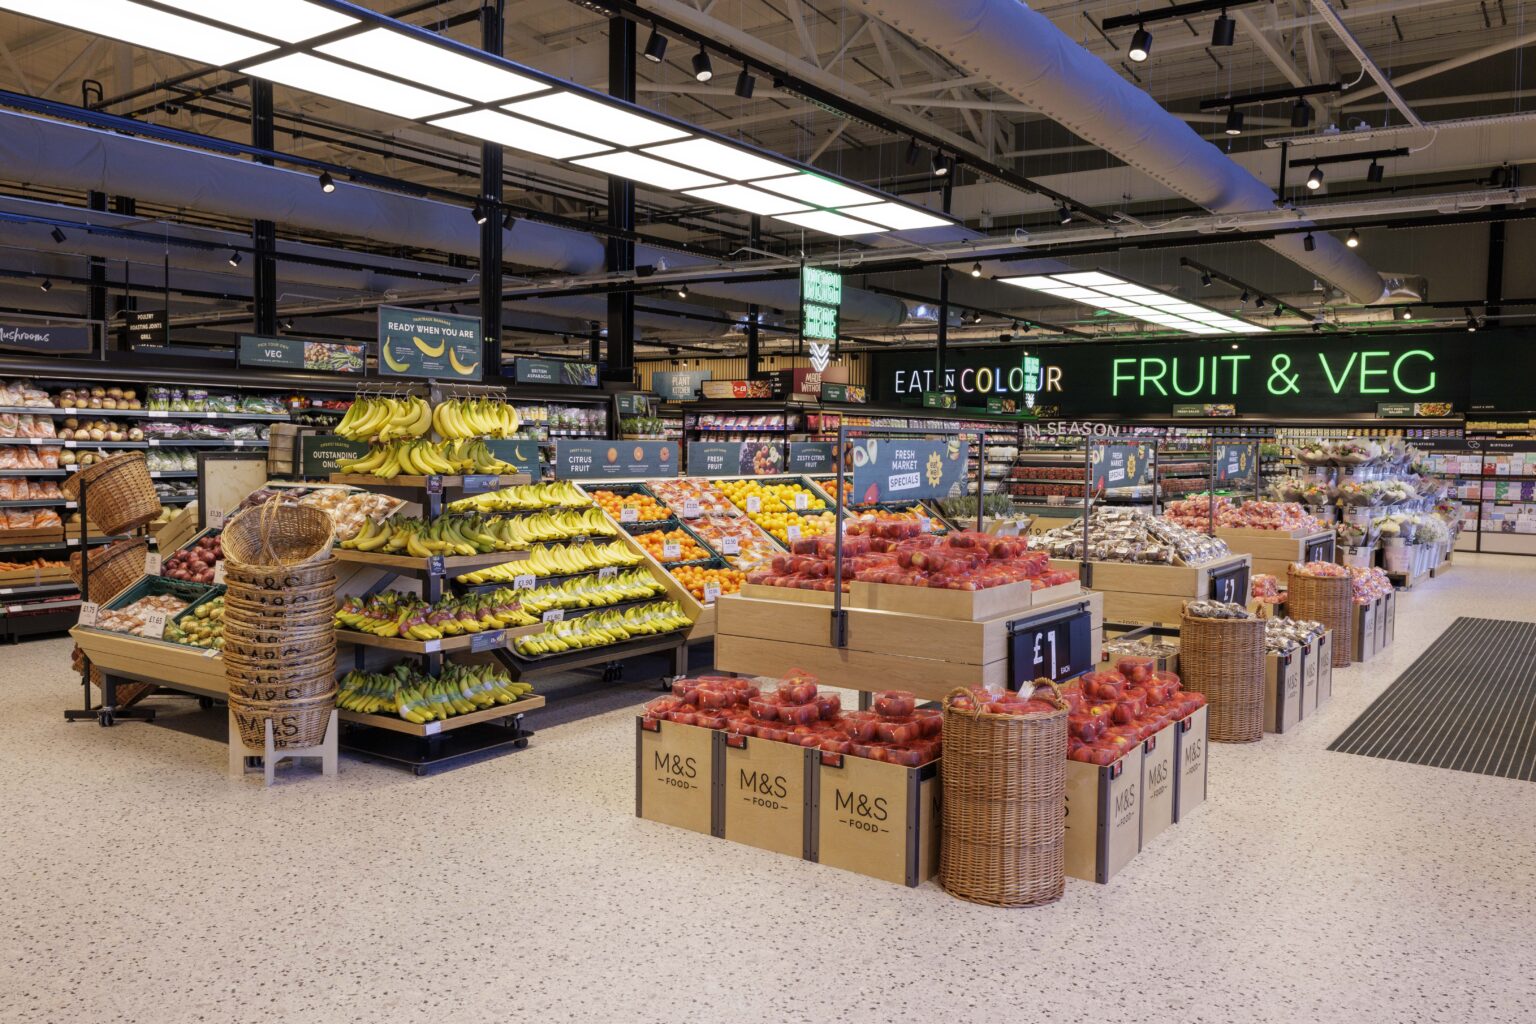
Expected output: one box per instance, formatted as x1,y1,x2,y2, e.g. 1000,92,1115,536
1179,606,1266,742
221,499,337,750
1287,563,1353,668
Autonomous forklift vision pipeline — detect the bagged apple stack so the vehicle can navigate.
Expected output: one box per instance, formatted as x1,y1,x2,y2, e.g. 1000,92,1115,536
645,672,942,766
746,527,1078,593
1063,656,1207,766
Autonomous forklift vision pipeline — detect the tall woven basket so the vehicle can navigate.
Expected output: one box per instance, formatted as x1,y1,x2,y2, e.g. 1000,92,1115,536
1179,610,1265,742
939,682,1068,908
1287,565,1352,668
68,537,148,603
223,499,337,750
61,452,161,535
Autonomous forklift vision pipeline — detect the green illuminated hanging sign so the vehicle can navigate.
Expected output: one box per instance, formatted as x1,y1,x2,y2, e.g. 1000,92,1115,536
801,266,842,343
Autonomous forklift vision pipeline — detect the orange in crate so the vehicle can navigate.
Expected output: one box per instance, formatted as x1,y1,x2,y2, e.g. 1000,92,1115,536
670,565,746,603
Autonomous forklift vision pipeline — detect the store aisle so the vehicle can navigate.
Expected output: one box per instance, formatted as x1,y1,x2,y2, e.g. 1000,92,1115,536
3,556,1535,1024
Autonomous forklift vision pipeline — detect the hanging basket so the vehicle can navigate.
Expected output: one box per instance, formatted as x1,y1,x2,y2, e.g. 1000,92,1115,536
222,497,335,568
61,452,162,535
68,537,149,603
1287,565,1352,668
939,681,1069,908
1179,609,1265,742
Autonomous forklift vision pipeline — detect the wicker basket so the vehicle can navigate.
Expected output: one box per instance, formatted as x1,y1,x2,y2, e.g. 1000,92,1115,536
223,579,335,612
1286,565,1353,668
222,618,335,647
228,691,335,748
222,498,334,567
223,597,336,628
1179,610,1265,742
221,560,335,591
939,681,1068,908
226,669,336,703
67,538,148,603
220,633,328,663
224,646,335,677
60,452,162,535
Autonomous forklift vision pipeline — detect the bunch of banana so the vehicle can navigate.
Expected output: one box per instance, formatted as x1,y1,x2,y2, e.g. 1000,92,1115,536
334,589,537,639
338,664,534,722
339,514,528,556
512,601,691,656
457,540,642,583
516,568,665,614
449,480,590,513
505,508,615,544
334,394,432,442
432,398,521,439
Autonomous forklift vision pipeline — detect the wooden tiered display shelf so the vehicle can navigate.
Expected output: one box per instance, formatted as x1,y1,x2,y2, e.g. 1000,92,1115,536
1049,553,1252,625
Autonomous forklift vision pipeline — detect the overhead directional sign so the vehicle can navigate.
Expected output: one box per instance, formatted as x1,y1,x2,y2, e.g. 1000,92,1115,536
801,265,841,343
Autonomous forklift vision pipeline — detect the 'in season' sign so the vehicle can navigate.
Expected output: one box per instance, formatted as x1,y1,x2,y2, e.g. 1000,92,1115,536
378,305,483,381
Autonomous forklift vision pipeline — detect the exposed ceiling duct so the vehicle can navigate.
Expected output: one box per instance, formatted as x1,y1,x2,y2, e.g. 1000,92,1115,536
850,0,1414,305
0,109,910,326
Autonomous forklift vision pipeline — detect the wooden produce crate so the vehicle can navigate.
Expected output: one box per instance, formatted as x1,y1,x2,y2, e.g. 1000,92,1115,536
154,504,201,554
1138,721,1178,849
1049,553,1252,625
1264,647,1304,734
575,488,716,640
1173,706,1209,823
719,732,813,859
715,588,1103,703
636,717,720,836
0,563,72,585
809,750,939,888
1217,527,1334,580
1064,742,1143,884
70,624,226,698
735,574,1081,622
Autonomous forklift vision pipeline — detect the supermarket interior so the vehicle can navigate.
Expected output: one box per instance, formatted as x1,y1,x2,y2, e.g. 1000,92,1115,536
0,2,1534,1023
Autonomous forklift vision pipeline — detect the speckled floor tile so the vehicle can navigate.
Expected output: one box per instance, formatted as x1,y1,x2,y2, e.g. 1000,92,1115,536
2,554,1534,1024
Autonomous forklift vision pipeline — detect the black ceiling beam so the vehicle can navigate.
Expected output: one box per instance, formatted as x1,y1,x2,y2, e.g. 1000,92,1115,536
1103,0,1264,31
867,284,1094,338
1176,257,1296,317
1289,147,1411,168
1197,82,1343,110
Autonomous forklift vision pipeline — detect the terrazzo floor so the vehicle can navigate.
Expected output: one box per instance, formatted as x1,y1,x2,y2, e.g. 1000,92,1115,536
3,554,1535,1024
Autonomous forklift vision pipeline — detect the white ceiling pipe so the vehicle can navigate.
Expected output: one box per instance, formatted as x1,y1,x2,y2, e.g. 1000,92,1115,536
849,0,1401,304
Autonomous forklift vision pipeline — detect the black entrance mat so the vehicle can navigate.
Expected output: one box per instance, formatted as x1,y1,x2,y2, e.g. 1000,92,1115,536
1328,617,1536,781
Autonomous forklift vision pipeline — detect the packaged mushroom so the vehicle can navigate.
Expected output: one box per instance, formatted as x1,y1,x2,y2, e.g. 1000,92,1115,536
1264,616,1326,652
1183,599,1252,619
1029,507,1231,566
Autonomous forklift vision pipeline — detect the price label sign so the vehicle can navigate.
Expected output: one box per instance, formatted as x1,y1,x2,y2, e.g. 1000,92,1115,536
462,474,498,494
426,474,444,494
702,582,722,603
746,495,761,514
142,609,168,639
144,552,161,576
1009,609,1093,687
470,629,505,653
620,507,640,523
682,498,701,519
77,601,99,627
427,554,446,576
513,573,536,589
212,561,226,585
542,609,565,623
1208,563,1249,605
720,536,741,555
793,492,809,511
1305,536,1335,562
663,542,682,560
598,566,617,580
148,410,168,419
206,508,226,529
786,524,802,542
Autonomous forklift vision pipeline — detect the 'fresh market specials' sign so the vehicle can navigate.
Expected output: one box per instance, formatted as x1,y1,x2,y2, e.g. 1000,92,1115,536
849,438,968,503
1090,443,1153,493
377,305,483,381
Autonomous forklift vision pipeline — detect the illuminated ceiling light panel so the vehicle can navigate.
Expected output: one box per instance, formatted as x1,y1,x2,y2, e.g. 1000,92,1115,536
643,139,793,182
243,53,465,119
1097,284,1159,297
836,202,950,231
430,110,611,159
1008,276,1065,289
0,0,276,65
684,184,811,216
756,173,879,209
1054,271,1121,287
574,152,722,190
997,270,1265,334
771,210,885,236
155,0,357,43
507,93,688,147
1050,287,1104,300
320,29,547,101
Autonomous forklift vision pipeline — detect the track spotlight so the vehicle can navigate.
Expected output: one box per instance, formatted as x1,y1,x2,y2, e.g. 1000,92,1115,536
39,278,51,292
1057,204,1073,225
931,150,952,177
1128,25,1152,62
905,138,921,166
471,201,489,225
1311,321,1322,333
281,318,294,330
1211,11,1235,46
1224,109,1243,136
677,283,689,299
1303,232,1315,252
1199,271,1213,288
970,262,983,278
1396,306,1412,321
1345,228,1360,249
1291,99,1313,128
1366,160,1384,184
1239,289,1250,303
1306,165,1324,190
1465,307,1480,332
734,65,756,99
692,46,713,83
228,250,242,267
643,25,667,63
1255,296,1267,309
318,170,335,193
50,227,66,244
502,209,517,230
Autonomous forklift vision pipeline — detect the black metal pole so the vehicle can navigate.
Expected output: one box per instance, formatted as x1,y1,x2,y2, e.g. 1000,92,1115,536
604,15,637,385
87,191,107,327
1486,216,1506,323
251,80,278,337
480,1,506,374
934,178,954,385
746,214,761,377
589,323,602,365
